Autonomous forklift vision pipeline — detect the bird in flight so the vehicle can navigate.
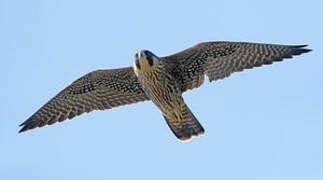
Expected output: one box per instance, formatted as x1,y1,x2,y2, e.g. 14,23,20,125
19,41,312,141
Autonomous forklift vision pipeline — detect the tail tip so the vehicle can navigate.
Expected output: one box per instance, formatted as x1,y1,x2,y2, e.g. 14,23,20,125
179,130,205,142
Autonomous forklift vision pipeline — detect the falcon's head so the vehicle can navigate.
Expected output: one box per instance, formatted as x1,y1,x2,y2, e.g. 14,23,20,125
133,50,160,72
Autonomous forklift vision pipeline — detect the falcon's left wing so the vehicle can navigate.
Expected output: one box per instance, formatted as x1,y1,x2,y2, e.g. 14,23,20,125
162,41,312,92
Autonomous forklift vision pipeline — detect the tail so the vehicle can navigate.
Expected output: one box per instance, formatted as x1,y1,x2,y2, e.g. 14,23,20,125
163,103,205,141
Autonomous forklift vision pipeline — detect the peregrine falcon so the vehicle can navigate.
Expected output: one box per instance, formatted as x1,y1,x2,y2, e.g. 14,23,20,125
19,41,312,141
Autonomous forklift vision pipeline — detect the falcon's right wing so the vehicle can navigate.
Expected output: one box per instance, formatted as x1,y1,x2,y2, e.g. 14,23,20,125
19,67,149,133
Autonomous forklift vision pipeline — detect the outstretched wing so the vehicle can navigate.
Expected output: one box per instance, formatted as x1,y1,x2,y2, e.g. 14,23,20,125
19,67,149,133
162,41,312,92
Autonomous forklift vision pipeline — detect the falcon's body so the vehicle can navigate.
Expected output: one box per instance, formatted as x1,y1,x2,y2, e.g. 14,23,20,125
19,41,312,141
134,50,204,140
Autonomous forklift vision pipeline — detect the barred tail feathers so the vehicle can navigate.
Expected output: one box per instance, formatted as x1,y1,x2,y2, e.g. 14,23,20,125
163,103,205,141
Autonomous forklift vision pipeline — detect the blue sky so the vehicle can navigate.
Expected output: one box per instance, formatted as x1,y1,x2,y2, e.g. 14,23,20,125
1,0,322,179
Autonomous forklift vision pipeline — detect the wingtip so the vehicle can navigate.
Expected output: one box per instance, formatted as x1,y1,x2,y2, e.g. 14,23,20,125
18,121,26,133
290,45,312,56
18,122,31,133
292,44,308,48
19,121,25,127
18,126,27,133
18,118,38,133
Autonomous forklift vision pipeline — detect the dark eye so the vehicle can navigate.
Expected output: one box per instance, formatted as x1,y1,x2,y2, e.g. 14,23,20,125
145,51,154,66
135,58,141,69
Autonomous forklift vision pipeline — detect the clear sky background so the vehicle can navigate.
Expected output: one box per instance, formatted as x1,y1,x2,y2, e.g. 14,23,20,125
1,0,322,179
